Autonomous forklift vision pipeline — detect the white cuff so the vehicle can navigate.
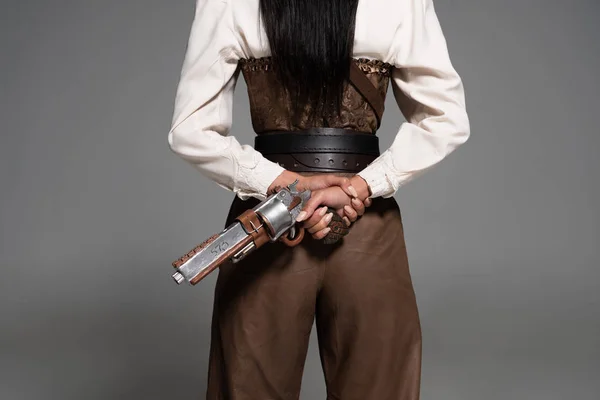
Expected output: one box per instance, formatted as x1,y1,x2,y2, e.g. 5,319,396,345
235,154,286,201
356,150,398,199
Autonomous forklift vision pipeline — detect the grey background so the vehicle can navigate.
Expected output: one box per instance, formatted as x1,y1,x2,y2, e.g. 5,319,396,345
1,0,598,399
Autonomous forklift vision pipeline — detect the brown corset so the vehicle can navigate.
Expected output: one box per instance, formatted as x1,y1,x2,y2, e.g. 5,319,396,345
238,57,393,135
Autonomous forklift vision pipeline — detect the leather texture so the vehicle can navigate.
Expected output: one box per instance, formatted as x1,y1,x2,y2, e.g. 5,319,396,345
256,128,380,156
254,127,380,173
348,60,386,128
238,57,393,134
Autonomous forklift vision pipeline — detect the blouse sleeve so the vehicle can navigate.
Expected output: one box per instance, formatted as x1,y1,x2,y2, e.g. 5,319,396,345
167,0,286,201
356,0,471,198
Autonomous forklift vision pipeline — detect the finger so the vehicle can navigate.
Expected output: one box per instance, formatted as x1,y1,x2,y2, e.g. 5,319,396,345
296,192,324,222
303,206,328,231
324,176,357,198
335,208,352,226
364,197,372,207
343,204,358,222
351,197,365,216
312,226,331,240
307,211,334,234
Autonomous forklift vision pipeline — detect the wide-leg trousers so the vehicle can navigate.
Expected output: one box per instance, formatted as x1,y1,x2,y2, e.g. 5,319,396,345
206,194,422,400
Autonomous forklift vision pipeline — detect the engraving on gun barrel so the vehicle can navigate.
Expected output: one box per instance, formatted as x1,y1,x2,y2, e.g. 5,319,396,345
171,222,253,285
170,179,312,286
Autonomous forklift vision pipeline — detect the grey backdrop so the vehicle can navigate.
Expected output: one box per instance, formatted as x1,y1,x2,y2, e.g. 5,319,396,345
1,0,598,399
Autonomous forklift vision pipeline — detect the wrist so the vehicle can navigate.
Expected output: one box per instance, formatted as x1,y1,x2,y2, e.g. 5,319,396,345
267,170,305,195
350,175,372,201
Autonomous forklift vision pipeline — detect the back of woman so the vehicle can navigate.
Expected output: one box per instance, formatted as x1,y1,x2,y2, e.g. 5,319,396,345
168,0,470,398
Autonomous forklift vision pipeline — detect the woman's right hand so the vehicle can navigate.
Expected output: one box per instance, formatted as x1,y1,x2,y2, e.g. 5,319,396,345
299,186,372,240
268,171,371,240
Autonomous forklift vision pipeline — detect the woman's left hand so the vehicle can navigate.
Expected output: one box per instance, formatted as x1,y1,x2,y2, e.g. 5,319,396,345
341,196,372,226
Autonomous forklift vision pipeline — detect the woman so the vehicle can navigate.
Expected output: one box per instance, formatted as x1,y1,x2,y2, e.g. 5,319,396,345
168,0,470,398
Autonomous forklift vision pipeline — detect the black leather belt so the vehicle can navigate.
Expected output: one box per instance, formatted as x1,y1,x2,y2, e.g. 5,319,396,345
254,127,380,173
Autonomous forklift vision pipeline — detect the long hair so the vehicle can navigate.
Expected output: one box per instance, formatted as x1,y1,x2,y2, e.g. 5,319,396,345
258,0,360,124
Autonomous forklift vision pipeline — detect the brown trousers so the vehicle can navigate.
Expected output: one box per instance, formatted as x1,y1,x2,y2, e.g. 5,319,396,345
206,195,422,400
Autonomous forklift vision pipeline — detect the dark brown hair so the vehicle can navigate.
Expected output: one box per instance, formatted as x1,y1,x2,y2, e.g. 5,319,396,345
258,0,360,124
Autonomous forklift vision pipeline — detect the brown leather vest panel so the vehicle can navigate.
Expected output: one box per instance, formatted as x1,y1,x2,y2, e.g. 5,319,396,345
238,57,393,135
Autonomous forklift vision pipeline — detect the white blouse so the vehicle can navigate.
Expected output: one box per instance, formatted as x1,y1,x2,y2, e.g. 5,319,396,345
168,0,470,201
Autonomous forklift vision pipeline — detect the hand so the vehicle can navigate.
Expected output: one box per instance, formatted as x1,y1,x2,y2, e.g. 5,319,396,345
342,196,372,225
300,186,373,239
296,174,372,219
303,196,372,240
303,205,334,240
298,186,351,241
339,174,373,225
298,174,359,199
267,171,374,241
266,171,359,199
300,175,372,228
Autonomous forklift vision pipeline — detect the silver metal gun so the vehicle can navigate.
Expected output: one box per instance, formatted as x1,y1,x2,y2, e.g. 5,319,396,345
171,179,311,286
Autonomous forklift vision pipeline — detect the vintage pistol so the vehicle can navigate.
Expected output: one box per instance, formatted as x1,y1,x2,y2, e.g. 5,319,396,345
171,179,311,286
